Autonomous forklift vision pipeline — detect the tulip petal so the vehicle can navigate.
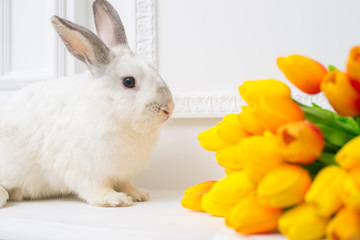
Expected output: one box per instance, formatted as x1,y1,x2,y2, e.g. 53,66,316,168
279,203,329,240
226,195,282,234
277,54,327,94
181,181,216,212
326,207,360,240
181,181,216,211
277,121,324,164
305,166,347,217
239,80,291,105
258,164,312,208
198,126,230,152
336,135,360,170
321,70,360,117
201,171,256,217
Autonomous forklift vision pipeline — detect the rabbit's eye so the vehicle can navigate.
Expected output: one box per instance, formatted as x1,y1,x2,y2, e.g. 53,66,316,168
122,77,136,88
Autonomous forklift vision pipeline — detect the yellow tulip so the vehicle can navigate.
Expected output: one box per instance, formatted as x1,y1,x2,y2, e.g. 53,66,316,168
198,126,230,152
326,207,360,240
181,181,216,212
226,195,283,234
277,121,324,164
341,167,360,211
305,166,347,217
277,54,327,94
278,203,329,240
238,106,266,135
346,46,360,89
216,121,251,145
201,171,256,217
222,113,239,122
258,164,312,208
250,96,305,133
239,79,291,105
215,143,245,171
336,135,360,170
242,134,285,183
321,70,360,117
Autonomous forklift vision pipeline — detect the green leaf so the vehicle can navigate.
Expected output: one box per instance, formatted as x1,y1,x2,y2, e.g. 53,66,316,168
301,160,328,179
328,65,337,71
316,123,356,147
317,152,337,165
354,116,360,129
296,102,360,148
324,141,340,153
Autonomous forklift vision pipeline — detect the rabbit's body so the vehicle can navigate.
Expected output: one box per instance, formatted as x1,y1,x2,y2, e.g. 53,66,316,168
0,0,174,208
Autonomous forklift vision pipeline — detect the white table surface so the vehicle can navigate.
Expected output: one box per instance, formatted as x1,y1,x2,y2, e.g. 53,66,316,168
0,189,285,240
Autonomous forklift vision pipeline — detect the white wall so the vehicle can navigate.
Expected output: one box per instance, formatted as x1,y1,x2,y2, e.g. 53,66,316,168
1,0,360,189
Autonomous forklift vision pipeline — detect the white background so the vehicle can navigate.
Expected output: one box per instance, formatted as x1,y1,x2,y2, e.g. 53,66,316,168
1,0,360,189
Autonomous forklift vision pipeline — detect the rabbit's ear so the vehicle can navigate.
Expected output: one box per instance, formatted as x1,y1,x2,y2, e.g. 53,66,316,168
51,15,110,67
93,0,128,47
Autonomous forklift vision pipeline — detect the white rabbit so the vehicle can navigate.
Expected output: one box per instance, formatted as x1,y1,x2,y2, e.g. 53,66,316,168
0,0,174,208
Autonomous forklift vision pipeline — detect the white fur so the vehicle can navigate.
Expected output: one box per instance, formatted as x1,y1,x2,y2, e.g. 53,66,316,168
0,3,174,208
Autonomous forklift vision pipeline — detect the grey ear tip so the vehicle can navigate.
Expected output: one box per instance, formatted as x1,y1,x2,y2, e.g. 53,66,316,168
93,0,106,7
51,15,61,25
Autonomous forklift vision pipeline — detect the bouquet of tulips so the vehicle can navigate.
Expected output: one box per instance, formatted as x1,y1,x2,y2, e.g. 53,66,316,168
181,47,360,240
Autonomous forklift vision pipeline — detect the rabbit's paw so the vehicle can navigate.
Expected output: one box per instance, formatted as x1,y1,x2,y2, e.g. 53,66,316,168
87,191,134,207
125,187,149,202
0,186,9,208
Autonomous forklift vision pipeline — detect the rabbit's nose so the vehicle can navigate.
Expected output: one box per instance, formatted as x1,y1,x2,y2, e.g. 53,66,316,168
160,103,174,117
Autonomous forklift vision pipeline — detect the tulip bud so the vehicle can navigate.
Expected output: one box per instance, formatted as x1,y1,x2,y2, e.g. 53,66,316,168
238,106,266,135
239,79,291,105
201,171,256,217
215,143,245,171
341,167,360,211
346,46,360,92
216,121,251,145
305,166,347,217
258,164,312,208
321,70,360,116
326,207,360,240
336,135,360,170
278,203,329,240
198,126,230,152
277,54,327,94
181,181,216,212
277,121,324,164
251,96,305,133
242,134,285,183
226,195,283,234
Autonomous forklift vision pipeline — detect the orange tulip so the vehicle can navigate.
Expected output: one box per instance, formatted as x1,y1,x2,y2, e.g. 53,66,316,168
239,79,291,105
321,70,360,116
277,121,324,164
250,96,305,133
326,207,360,240
226,195,283,234
258,164,312,208
277,54,327,94
181,181,216,211
346,46,360,93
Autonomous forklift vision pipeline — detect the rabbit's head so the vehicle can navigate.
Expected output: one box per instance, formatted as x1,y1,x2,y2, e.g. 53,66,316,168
51,0,174,133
